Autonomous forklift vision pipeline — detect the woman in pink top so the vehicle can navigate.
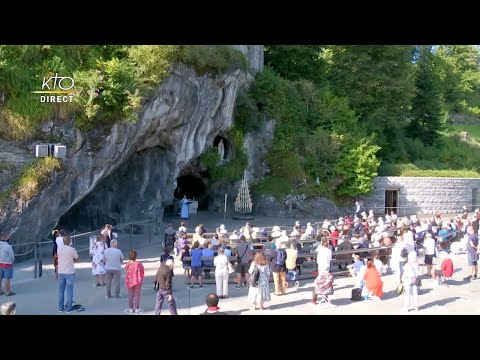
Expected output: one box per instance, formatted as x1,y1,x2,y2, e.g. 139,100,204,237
125,250,144,313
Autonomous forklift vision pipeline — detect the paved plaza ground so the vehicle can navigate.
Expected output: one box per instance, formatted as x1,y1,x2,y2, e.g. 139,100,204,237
3,211,479,315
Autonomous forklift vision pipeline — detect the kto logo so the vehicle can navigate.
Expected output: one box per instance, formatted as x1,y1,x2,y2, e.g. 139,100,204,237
32,73,75,103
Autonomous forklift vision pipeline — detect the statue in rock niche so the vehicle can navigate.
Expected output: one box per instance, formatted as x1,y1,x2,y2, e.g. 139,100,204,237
217,139,225,160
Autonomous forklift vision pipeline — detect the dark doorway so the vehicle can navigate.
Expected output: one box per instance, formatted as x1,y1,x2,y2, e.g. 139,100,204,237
385,189,399,215
174,175,208,209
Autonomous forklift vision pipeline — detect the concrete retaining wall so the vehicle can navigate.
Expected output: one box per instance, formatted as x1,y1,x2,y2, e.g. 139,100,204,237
363,177,480,216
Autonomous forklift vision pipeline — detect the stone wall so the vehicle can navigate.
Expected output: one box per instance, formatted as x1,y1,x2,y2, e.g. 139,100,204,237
363,176,480,216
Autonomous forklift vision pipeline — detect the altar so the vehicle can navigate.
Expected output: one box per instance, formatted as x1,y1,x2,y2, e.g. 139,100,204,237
189,200,198,214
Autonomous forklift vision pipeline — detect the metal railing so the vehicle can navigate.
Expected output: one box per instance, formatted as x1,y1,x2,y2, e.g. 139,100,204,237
364,204,480,218
11,217,160,279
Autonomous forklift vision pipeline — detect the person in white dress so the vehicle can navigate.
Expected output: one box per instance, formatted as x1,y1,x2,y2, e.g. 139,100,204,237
92,235,107,287
214,248,229,299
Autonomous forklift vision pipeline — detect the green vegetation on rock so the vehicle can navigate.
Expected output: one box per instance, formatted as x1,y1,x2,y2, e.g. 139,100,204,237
0,157,61,205
252,176,292,200
199,125,248,182
0,45,246,139
244,67,380,199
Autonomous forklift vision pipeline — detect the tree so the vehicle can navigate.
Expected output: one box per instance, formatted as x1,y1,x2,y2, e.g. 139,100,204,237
327,45,416,160
264,45,328,83
406,46,444,146
334,137,381,197
436,45,480,113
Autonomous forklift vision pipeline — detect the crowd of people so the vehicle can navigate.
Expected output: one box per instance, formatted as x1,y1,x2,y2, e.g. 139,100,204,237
163,205,480,313
2,204,480,314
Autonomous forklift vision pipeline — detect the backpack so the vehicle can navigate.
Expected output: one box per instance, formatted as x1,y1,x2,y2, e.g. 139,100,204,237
160,253,173,263
351,287,362,301
276,250,286,266
164,232,175,247
249,265,261,287
400,247,408,259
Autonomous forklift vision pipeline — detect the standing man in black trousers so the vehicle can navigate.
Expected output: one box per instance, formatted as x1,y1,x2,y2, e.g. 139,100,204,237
154,259,178,315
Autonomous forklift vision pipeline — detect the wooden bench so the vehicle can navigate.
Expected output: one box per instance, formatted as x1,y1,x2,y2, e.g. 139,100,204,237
176,244,394,284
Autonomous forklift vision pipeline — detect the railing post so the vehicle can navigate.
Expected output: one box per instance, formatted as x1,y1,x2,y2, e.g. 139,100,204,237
33,243,38,279
38,241,43,278
148,220,151,245
130,223,133,250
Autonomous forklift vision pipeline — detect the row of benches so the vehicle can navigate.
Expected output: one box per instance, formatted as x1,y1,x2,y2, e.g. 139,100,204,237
179,244,395,284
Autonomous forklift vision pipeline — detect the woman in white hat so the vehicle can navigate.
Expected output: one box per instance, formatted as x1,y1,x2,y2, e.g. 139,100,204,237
219,224,228,238
305,222,315,237
271,225,282,239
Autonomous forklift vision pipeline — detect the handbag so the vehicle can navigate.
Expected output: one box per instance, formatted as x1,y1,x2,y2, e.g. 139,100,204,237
396,284,404,296
411,263,422,287
236,246,248,264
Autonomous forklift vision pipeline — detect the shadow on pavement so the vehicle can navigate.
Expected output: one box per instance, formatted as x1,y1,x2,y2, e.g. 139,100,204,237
419,296,462,310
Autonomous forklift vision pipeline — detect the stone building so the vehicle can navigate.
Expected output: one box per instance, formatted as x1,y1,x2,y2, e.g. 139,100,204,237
363,176,480,216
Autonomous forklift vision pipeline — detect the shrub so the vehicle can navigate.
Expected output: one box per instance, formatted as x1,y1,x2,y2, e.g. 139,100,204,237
334,137,381,197
252,176,292,200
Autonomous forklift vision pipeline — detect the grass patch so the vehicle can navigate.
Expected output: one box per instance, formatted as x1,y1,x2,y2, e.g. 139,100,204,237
454,124,480,142
400,169,480,178
0,157,61,205
252,176,292,200
378,163,480,178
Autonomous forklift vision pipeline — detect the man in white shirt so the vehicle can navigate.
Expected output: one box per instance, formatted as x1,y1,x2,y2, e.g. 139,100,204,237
104,239,125,299
57,236,80,313
404,229,416,253
316,239,332,273
423,233,436,276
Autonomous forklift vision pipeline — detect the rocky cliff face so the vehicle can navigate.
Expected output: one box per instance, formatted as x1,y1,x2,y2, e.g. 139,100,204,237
0,45,263,244
0,140,35,193
231,45,264,76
